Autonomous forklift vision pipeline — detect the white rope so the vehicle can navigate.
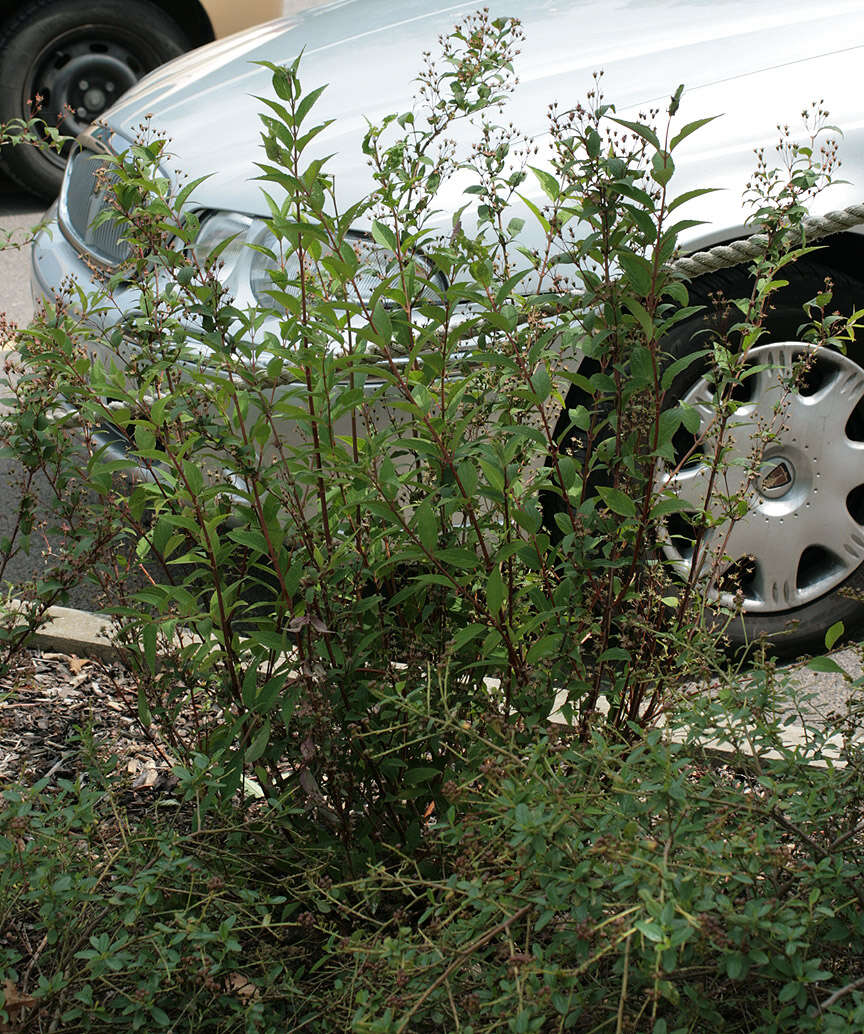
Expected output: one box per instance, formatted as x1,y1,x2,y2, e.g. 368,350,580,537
670,202,864,279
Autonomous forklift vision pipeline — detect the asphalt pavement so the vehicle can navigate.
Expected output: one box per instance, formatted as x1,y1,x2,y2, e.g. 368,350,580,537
0,180,43,327
0,176,859,714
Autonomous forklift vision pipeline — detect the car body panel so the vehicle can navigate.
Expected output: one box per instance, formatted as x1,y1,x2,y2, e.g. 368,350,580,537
93,0,864,248
30,0,864,339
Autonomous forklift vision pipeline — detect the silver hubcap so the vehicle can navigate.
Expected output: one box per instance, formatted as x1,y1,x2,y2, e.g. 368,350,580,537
759,458,795,499
660,342,864,613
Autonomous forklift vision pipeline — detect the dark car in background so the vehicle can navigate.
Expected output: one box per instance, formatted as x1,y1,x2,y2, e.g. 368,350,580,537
0,0,288,197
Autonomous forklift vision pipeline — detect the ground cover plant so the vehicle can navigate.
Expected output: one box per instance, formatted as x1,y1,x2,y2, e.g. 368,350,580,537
2,10,864,1031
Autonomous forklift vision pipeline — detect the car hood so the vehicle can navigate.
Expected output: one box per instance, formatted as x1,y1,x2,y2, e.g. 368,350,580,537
103,0,864,244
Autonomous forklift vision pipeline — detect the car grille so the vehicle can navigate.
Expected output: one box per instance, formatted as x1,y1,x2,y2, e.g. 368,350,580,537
60,143,131,266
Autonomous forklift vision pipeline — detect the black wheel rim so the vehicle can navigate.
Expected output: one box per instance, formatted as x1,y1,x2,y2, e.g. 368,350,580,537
24,30,158,167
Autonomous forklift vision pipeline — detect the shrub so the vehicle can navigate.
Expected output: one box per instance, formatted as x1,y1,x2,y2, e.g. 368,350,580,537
2,9,863,1032
4,668,864,1031
0,762,330,1032
335,676,864,1033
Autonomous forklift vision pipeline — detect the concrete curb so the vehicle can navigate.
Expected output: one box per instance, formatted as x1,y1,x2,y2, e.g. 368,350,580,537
23,602,116,662
548,689,861,769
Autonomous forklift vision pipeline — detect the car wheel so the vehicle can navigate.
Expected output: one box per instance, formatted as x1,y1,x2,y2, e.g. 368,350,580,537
0,0,190,200
659,259,864,655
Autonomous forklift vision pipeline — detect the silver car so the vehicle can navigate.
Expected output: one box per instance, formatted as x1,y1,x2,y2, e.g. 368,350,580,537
29,0,864,652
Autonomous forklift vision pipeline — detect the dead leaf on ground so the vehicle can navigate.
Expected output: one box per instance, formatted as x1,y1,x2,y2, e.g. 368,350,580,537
224,973,259,1003
131,762,159,789
1,979,36,1030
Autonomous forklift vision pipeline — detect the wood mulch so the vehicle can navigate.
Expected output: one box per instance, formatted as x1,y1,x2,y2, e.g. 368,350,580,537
0,648,177,794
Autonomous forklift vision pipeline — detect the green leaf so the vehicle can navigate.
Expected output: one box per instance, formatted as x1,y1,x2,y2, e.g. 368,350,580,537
486,567,505,615
452,623,487,651
134,424,155,453
679,402,703,433
271,65,294,101
531,365,552,401
414,500,437,552
651,150,675,187
370,219,397,252
242,664,260,709
456,461,478,499
651,495,692,518
182,459,204,496
661,349,711,390
629,345,655,386
567,405,591,431
598,647,630,662
635,919,664,943
436,547,480,568
535,909,555,932
516,192,550,233
371,300,392,345
623,297,655,340
669,114,719,151
254,675,286,714
404,766,440,785
825,620,844,651
667,186,720,214
246,720,271,763
143,623,157,674
624,203,658,241
807,656,846,675
596,486,636,518
618,250,655,296
724,952,748,980
295,83,329,125
137,684,151,728
529,165,560,201
526,634,563,663
175,173,212,210
668,82,685,115
656,407,681,447
609,117,660,151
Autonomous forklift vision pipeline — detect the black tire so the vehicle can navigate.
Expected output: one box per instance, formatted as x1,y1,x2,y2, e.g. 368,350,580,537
0,0,190,199
661,259,864,656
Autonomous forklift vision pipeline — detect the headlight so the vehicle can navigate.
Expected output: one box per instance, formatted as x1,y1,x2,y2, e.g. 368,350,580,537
190,211,255,285
192,212,445,308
